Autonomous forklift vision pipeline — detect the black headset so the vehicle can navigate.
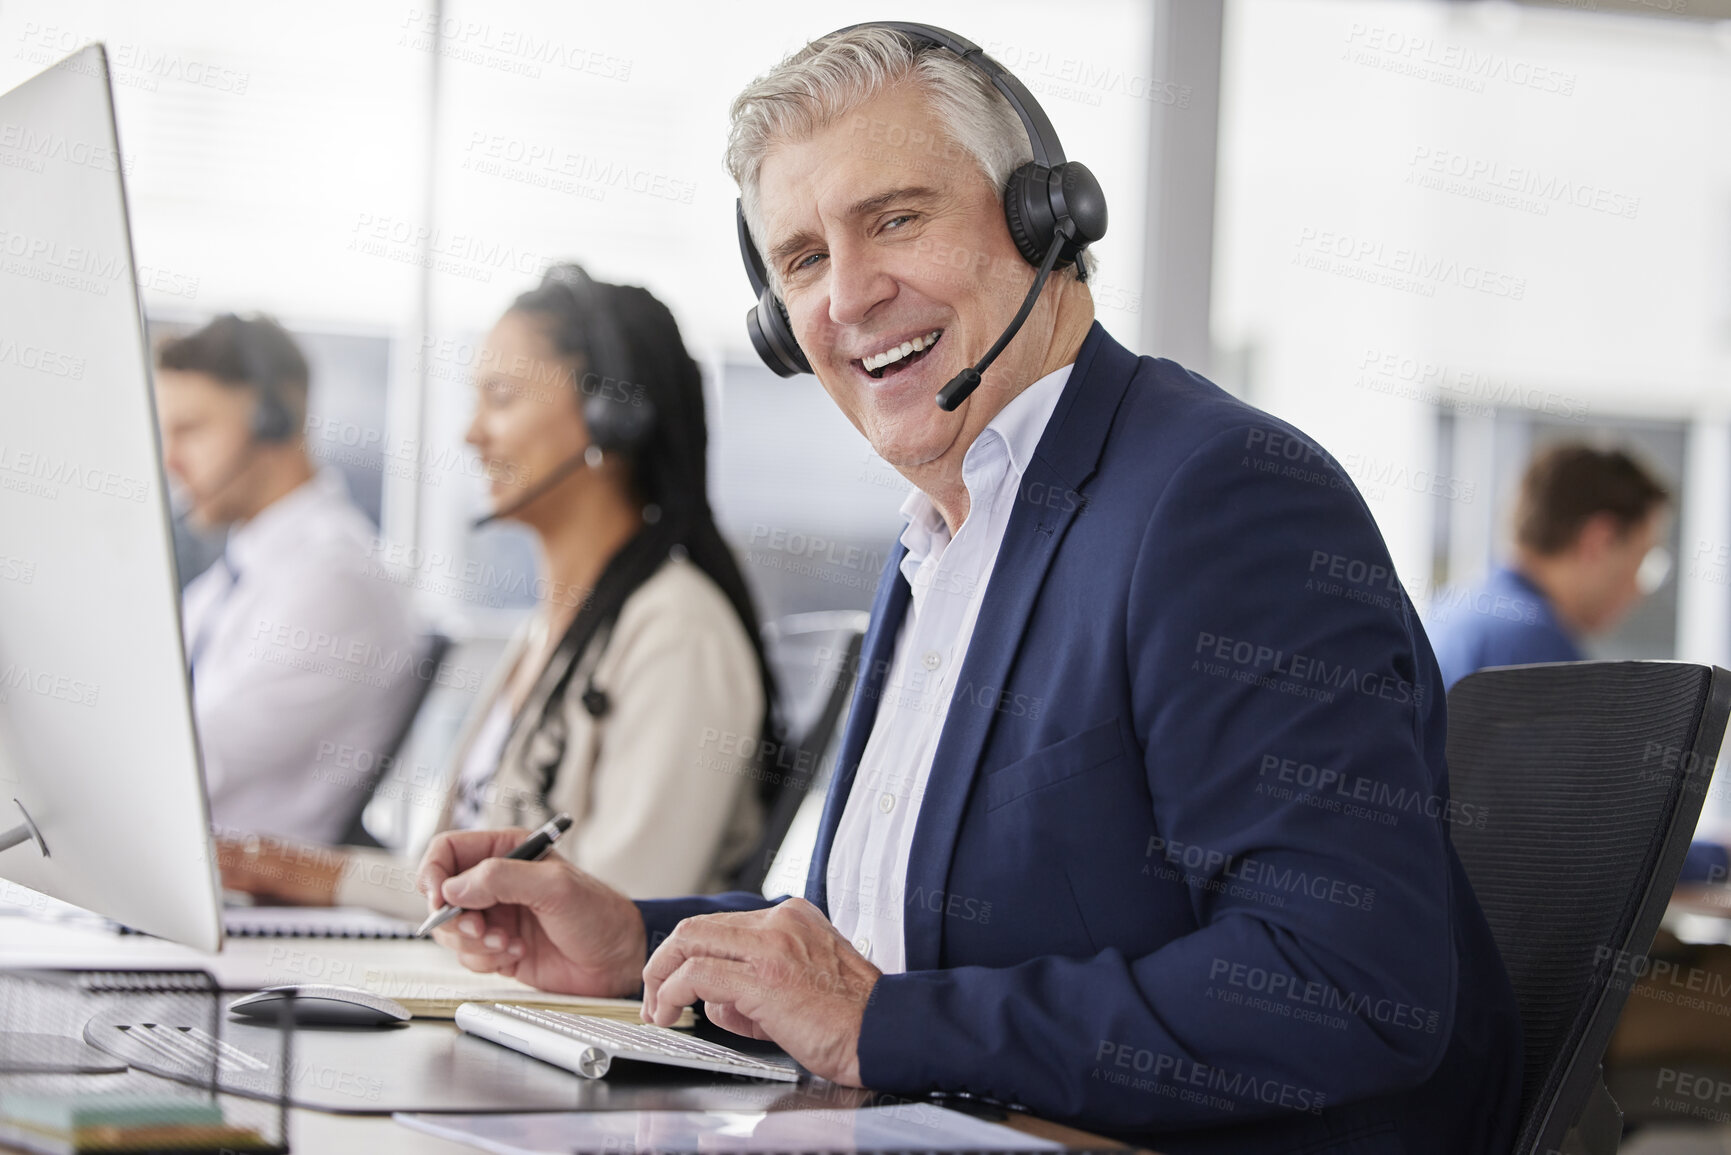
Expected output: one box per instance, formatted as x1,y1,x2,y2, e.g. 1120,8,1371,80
540,264,658,455
736,21,1108,396
217,313,300,443
470,266,660,530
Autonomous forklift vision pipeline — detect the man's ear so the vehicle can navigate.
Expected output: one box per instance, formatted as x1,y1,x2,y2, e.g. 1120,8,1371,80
1572,512,1621,561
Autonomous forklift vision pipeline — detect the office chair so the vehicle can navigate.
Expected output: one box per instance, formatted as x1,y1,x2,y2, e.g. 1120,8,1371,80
1446,660,1731,1155
728,611,870,894
335,632,452,848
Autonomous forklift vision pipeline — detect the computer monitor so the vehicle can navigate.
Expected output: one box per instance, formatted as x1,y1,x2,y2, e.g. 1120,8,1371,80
0,44,223,952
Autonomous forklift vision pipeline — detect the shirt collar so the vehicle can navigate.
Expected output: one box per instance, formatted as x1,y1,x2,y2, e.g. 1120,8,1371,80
225,470,350,574
894,361,1074,568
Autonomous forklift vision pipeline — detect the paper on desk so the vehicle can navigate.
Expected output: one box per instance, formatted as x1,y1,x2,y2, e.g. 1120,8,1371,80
392,1104,1063,1154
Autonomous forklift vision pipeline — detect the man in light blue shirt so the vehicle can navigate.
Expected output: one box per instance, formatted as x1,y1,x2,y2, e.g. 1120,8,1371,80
1430,443,1669,690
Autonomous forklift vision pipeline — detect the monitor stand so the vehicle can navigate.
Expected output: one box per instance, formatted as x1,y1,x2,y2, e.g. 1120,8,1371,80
0,798,124,1074
0,798,46,857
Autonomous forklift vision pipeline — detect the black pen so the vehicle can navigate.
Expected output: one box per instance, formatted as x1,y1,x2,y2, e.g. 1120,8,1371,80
415,813,573,938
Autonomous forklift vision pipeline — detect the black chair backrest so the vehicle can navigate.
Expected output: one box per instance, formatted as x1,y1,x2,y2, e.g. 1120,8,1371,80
1446,661,1731,1155
729,616,868,894
335,632,452,848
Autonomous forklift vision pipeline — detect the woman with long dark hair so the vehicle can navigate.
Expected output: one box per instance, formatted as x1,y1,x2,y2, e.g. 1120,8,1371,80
220,266,777,911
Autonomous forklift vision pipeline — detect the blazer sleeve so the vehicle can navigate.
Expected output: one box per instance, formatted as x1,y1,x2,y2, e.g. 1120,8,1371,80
562,573,767,899
855,424,1461,1131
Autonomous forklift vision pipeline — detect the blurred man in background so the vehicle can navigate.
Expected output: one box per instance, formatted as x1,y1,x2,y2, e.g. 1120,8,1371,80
1430,442,1671,691
1427,443,1731,883
155,314,421,844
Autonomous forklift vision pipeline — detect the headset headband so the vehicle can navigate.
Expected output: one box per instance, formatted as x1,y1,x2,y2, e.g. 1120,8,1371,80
542,264,634,393
834,23,1064,168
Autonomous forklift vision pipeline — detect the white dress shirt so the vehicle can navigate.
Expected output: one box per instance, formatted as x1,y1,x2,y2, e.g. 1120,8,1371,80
182,470,420,843
826,363,1072,973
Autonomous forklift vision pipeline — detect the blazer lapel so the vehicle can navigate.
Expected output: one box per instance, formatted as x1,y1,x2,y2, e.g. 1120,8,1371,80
805,542,912,912
900,323,1138,972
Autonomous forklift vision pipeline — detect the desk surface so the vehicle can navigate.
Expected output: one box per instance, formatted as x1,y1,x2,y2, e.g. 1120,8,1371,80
279,1105,1126,1155
0,910,1132,1154
1664,884,1731,945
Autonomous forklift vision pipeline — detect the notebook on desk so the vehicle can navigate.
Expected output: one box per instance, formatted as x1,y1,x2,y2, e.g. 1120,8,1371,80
217,906,695,1025
221,906,418,939
369,971,694,1027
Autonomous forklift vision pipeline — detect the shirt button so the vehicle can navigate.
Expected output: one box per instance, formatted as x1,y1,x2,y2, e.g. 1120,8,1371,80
923,650,941,671
878,792,896,813
853,936,870,955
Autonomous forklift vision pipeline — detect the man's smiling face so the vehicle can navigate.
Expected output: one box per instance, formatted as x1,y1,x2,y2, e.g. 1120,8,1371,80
754,83,1044,473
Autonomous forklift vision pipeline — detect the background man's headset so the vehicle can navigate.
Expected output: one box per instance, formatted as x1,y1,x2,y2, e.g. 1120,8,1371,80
471,263,658,529
736,21,1109,412
181,314,302,514
235,320,299,444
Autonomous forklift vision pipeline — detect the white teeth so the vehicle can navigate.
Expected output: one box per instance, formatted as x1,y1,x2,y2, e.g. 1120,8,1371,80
862,330,943,373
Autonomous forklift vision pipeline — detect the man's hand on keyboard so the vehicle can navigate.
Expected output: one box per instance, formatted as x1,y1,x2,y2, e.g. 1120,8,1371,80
417,827,646,997
639,897,880,1087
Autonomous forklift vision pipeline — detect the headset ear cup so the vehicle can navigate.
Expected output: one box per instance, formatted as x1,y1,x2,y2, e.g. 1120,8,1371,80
1049,161,1109,258
1002,162,1053,267
745,288,811,377
250,393,297,443
583,384,656,454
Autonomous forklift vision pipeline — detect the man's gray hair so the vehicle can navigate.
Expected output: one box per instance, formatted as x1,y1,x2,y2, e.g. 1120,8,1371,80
726,26,1095,285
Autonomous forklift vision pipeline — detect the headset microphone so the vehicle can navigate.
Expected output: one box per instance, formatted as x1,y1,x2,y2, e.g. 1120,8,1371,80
935,219,1073,412
470,446,597,529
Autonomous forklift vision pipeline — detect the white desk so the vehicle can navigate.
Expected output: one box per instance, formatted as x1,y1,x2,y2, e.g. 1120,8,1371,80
0,910,1128,1153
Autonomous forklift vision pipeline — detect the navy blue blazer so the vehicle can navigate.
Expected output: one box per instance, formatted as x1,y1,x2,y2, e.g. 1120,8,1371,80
640,324,1522,1154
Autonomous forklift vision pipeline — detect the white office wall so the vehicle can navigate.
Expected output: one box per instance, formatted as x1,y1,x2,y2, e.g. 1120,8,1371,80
1214,0,1731,668
0,1,432,328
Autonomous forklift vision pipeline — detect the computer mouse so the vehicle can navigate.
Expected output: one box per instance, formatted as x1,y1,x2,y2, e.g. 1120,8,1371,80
227,984,411,1027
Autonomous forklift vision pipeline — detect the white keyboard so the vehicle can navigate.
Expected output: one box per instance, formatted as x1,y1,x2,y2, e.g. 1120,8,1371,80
454,1003,802,1082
